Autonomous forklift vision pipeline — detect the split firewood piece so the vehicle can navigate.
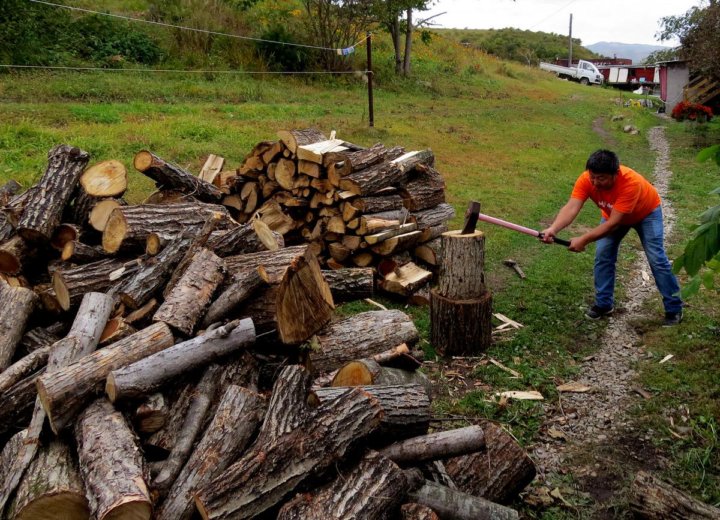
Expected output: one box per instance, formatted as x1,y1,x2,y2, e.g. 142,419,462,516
0,281,38,371
414,238,442,266
297,138,347,164
401,503,440,520
133,393,168,434
75,399,152,520
52,257,129,310
194,387,383,520
37,321,174,434
275,247,334,344
16,145,90,243
630,470,720,519
156,385,265,520
444,421,536,504
310,309,419,374
7,440,88,520
331,358,432,395
198,154,225,185
253,199,294,235
106,318,255,402
365,222,418,245
311,384,431,440
380,425,486,465
80,159,128,197
274,158,297,190
327,241,351,262
261,142,283,165
399,164,446,211
0,344,51,394
153,364,223,497
98,317,137,346
327,142,389,178
134,150,223,202
88,197,127,232
153,248,226,336
408,479,519,520
320,267,373,302
102,201,232,254
297,159,322,178
277,128,327,154
124,298,158,324
0,292,114,514
277,451,410,520
0,235,34,275
201,269,266,328
60,240,105,263
413,202,456,229
380,262,432,296
205,218,281,257
254,365,313,446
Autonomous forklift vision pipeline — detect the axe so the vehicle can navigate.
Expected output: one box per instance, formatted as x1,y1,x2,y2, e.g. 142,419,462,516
463,202,571,247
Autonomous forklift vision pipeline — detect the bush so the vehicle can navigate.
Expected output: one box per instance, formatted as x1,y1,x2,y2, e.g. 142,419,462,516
70,15,163,66
672,101,714,122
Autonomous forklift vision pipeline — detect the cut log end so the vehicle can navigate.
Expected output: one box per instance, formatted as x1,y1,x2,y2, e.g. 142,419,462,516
89,199,124,232
332,361,373,386
105,374,118,403
102,209,128,253
81,160,128,198
14,495,89,520
51,270,71,311
0,250,21,275
133,150,154,172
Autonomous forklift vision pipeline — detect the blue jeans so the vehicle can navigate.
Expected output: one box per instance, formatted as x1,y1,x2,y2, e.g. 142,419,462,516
594,206,682,313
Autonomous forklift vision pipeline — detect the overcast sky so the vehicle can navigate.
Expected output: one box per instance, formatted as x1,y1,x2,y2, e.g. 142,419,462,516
422,0,703,47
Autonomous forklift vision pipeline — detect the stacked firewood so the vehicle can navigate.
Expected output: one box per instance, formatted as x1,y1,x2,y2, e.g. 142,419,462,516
0,143,535,520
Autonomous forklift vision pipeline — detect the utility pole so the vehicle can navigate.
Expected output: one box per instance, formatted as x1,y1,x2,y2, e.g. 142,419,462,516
568,13,573,66
366,32,374,128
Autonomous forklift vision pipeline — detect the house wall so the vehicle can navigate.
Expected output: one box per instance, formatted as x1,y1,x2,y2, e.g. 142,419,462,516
663,63,689,107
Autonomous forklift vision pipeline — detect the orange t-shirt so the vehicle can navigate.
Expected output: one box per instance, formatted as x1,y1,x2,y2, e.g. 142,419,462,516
571,165,660,224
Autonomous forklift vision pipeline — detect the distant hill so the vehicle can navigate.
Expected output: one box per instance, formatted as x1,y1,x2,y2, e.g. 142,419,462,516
586,42,671,64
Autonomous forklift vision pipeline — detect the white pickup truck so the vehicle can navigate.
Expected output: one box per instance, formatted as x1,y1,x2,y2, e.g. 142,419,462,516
539,59,604,86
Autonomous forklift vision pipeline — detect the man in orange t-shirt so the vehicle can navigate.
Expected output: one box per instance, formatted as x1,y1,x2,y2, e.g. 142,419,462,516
541,149,682,326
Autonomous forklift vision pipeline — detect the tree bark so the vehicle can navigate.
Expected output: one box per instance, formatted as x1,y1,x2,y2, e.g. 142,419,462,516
401,503,440,520
327,143,390,179
277,128,327,154
52,257,129,310
310,310,419,374
321,267,374,302
7,440,88,520
201,268,266,327
430,289,493,356
60,240,105,263
37,321,174,434
145,382,195,457
380,425,486,465
106,318,255,402
0,373,44,436
413,203,456,229
194,388,383,520
16,145,90,243
0,344,51,394
630,470,720,519
312,384,431,441
205,219,282,257
437,230,486,299
340,149,435,197
75,399,152,520
224,244,308,281
155,385,265,520
277,451,409,520
408,480,519,520
444,421,536,504
400,165,446,211
134,150,223,202
0,281,38,371
153,248,226,336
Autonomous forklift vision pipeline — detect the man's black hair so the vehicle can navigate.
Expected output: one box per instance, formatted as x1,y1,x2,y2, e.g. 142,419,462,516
586,149,620,175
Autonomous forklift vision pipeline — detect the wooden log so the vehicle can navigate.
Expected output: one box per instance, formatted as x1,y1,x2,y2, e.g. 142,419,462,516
275,158,297,190
0,281,38,371
444,421,536,504
17,145,90,243
321,267,374,302
49,223,81,251
199,154,225,185
401,503,440,520
311,384,431,440
201,268,265,327
37,321,175,434
33,283,63,314
408,480,519,520
102,201,232,254
7,440,89,520
75,399,152,520
419,224,448,242
327,142,389,177
106,318,255,402
153,248,226,336
414,237,442,266
80,159,128,197
194,387,383,520
134,150,223,202
430,289,493,356
261,142,283,165
88,197,126,232
275,247,334,344
153,364,223,496
380,262,432,297
437,230,486,299
277,451,409,520
133,393,168,434
155,385,265,520
145,382,195,456
339,149,431,196
413,203,456,229
331,358,432,395
399,164,446,211
52,257,128,310
0,235,33,275
224,244,308,280
355,193,405,214
124,298,158,324
0,431,25,494
365,222,418,245
18,323,64,353
0,373,44,436
630,470,720,519
328,241,351,262
0,344,51,394
277,128,327,154
205,219,282,257
310,310,419,374
380,425,486,465
61,240,105,263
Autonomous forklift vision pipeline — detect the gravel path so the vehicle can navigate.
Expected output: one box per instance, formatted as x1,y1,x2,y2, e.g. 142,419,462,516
530,126,676,477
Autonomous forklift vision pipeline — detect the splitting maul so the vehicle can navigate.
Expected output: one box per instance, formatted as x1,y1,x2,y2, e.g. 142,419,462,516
477,213,571,247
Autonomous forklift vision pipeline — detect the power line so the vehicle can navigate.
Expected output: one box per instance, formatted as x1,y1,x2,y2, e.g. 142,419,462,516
27,0,367,54
0,64,369,74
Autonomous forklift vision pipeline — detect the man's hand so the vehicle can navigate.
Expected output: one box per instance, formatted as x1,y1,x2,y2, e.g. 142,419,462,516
568,237,587,252
539,227,557,244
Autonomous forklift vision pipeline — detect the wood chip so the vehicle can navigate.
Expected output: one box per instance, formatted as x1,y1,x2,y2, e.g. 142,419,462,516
363,298,387,311
493,313,524,329
489,358,522,378
632,386,652,399
659,354,674,364
497,390,544,400
557,381,592,393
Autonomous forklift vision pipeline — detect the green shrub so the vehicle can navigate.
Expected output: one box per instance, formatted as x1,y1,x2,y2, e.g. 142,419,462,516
70,15,163,66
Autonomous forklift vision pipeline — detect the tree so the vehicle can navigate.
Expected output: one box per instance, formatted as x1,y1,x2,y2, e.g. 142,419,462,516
658,0,720,80
373,0,433,75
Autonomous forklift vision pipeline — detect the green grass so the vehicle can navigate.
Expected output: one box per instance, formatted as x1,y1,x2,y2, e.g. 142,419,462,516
1,32,718,516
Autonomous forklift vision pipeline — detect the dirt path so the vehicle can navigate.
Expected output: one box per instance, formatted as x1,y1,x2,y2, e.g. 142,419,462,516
529,126,677,508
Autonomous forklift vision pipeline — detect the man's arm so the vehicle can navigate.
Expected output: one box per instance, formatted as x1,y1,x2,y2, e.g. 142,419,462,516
568,207,626,252
541,198,584,243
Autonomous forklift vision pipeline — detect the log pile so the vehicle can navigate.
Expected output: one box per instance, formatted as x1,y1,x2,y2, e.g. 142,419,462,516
0,140,535,519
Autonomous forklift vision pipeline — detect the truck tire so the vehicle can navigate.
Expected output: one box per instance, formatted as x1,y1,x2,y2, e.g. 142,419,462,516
580,77,590,86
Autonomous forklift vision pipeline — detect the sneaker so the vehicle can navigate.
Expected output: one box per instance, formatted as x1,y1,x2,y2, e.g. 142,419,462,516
663,310,683,327
585,305,615,320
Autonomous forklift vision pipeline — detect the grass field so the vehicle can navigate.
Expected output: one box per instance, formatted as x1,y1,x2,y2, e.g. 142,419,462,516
1,32,718,517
